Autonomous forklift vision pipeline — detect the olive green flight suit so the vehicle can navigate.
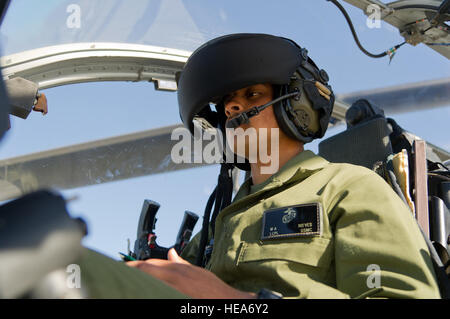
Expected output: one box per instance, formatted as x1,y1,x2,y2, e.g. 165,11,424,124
77,248,187,299
79,150,440,299
181,150,441,299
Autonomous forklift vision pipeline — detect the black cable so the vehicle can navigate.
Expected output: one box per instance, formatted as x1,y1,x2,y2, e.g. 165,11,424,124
196,186,217,266
425,43,450,46
210,164,233,237
210,177,225,237
327,0,406,59
195,163,234,267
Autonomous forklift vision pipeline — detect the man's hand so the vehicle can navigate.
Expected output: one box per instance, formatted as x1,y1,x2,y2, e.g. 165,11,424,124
126,248,256,299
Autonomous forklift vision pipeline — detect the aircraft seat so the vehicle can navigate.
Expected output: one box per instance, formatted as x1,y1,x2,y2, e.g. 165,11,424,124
318,99,450,298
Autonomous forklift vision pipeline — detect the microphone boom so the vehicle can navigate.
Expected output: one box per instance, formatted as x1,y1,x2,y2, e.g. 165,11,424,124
226,91,300,128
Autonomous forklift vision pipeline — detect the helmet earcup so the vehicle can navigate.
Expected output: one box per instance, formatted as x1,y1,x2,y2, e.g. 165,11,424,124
287,72,321,137
273,90,308,143
273,72,321,144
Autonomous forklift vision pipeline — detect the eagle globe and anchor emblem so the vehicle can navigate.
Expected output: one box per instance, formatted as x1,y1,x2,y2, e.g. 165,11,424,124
282,207,297,224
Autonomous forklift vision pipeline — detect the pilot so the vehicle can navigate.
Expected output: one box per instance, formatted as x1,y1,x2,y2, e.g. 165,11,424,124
76,33,441,299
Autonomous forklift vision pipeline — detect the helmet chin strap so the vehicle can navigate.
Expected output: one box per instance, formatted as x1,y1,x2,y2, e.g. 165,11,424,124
225,91,300,129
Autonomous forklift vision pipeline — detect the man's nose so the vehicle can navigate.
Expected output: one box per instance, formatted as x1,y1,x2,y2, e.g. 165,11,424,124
224,98,245,118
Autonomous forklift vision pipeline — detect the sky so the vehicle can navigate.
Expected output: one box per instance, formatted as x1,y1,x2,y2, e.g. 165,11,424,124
0,0,449,259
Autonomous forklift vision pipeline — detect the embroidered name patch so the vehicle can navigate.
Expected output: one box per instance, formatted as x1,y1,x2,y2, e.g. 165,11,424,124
261,203,322,240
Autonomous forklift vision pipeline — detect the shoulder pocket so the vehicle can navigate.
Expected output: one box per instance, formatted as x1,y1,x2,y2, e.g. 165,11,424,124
237,237,333,268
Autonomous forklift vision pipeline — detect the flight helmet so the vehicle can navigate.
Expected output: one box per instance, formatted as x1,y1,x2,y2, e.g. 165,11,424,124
177,33,335,169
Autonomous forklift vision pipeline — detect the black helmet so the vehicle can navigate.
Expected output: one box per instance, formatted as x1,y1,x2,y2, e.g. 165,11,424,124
177,33,335,159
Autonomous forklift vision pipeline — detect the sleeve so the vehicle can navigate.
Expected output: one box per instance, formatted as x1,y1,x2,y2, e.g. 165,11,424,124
324,172,441,299
180,225,213,265
180,230,201,264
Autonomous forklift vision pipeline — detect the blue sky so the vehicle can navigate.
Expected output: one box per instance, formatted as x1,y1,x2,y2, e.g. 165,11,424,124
0,0,449,258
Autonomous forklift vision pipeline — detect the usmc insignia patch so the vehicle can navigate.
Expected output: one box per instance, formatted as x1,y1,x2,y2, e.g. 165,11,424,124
261,203,322,240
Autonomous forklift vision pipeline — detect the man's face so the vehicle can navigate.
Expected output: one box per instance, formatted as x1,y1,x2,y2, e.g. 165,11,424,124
223,83,280,160
223,83,275,129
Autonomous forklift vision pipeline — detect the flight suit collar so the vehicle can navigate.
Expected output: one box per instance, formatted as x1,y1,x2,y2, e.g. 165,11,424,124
221,150,329,217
